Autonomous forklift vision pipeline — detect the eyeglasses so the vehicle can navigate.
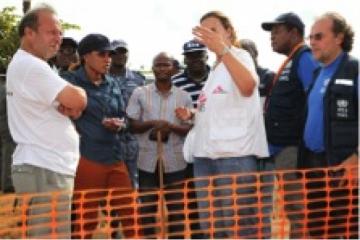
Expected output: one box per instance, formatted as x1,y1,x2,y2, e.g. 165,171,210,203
307,32,324,41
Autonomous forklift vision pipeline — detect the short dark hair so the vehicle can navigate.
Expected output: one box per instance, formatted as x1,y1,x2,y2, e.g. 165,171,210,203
322,12,354,52
18,3,57,38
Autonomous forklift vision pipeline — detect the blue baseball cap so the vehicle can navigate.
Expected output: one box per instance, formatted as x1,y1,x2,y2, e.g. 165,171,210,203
261,12,304,33
182,40,206,54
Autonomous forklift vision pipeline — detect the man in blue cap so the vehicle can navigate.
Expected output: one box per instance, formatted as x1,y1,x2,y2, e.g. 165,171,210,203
172,40,209,108
110,39,145,88
261,12,319,238
109,39,145,189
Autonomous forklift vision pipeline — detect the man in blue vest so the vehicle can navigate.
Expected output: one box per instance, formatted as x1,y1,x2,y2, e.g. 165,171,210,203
299,12,358,239
261,12,319,238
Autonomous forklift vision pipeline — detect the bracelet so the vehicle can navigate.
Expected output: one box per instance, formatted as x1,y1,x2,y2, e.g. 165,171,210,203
218,46,230,60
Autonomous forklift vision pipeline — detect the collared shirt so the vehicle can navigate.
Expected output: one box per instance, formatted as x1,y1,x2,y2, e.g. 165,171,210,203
62,67,127,164
172,66,210,107
111,68,145,105
126,83,192,173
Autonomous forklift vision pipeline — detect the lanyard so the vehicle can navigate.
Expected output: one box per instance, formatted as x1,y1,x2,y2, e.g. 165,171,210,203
264,42,305,113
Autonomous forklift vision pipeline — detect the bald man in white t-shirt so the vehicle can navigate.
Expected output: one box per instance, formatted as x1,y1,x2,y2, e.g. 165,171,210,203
6,4,86,238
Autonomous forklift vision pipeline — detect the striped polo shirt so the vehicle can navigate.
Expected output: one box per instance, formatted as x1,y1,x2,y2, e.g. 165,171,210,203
172,67,209,107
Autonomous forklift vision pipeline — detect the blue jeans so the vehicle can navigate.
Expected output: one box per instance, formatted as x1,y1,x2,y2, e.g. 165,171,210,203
193,156,260,238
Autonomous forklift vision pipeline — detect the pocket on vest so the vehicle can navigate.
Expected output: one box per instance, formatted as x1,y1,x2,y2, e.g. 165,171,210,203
329,83,357,121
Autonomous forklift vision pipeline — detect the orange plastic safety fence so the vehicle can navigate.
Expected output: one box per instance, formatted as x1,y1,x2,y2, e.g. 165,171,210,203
0,166,358,239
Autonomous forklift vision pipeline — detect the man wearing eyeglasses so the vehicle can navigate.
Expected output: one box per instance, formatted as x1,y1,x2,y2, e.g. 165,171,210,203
299,12,358,239
261,12,319,238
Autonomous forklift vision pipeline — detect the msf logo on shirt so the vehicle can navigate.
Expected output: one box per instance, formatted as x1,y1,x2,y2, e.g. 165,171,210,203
212,85,227,94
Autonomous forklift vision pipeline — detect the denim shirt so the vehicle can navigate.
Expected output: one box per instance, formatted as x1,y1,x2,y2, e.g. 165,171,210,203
61,67,126,164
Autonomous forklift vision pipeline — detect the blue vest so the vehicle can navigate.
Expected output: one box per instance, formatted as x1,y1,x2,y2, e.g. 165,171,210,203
322,54,358,165
265,45,310,145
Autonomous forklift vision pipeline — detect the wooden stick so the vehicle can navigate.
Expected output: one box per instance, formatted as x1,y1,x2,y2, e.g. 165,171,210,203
157,131,167,239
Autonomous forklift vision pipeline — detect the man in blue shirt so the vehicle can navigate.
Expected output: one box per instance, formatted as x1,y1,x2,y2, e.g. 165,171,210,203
261,12,319,238
109,39,145,189
299,12,358,239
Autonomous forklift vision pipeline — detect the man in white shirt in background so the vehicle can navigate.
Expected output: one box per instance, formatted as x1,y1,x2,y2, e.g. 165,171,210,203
6,4,87,238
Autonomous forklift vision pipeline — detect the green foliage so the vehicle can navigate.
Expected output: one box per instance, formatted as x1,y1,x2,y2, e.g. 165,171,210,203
60,20,81,31
0,7,20,74
0,6,81,74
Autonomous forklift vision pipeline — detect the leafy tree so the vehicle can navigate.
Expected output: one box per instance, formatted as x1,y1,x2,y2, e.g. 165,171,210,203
0,7,19,74
0,6,80,74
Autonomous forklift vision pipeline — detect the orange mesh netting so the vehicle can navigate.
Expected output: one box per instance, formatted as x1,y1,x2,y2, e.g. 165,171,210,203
0,166,358,239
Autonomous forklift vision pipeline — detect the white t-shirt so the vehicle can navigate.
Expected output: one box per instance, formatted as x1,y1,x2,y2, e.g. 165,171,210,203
6,49,80,176
192,47,269,159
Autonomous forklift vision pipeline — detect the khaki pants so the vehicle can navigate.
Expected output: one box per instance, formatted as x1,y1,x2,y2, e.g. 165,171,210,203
12,164,74,239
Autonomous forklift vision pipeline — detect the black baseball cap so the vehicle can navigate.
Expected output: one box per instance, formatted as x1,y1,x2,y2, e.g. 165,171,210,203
182,40,206,54
78,33,114,56
61,37,78,49
261,12,304,33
